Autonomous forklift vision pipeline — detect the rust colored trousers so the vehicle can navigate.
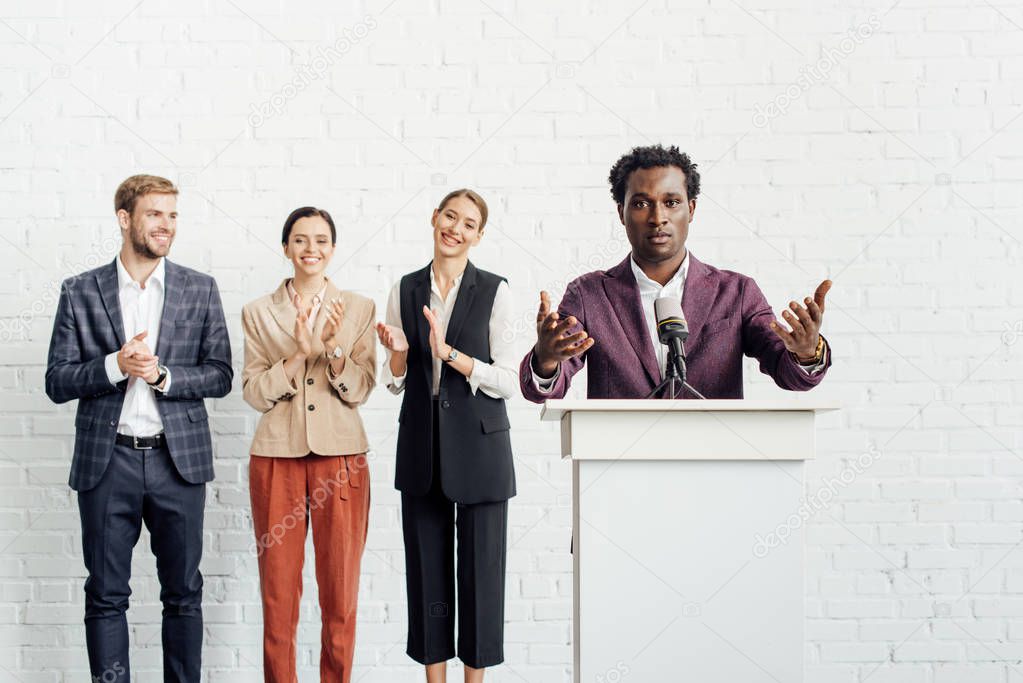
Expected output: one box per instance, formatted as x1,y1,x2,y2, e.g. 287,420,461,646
249,453,370,683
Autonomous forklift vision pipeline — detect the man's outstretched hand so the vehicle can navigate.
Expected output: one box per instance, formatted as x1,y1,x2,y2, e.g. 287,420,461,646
769,279,831,362
531,290,594,378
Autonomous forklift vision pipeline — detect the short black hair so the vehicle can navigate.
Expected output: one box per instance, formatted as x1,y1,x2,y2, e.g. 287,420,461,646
607,144,701,205
281,206,337,245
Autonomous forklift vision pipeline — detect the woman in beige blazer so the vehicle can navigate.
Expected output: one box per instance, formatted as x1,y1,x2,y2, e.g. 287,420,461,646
241,206,376,683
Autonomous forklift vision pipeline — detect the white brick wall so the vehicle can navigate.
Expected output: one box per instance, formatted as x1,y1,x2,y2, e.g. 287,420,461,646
1,0,1021,680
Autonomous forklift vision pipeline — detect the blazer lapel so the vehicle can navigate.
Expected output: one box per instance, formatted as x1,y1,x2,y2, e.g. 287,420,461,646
440,261,478,385
680,252,720,353
155,260,186,358
444,261,477,348
413,263,434,389
268,279,298,340
602,255,660,386
96,259,125,347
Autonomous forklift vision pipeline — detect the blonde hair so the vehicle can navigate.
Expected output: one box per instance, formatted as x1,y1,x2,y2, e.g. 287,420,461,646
114,174,178,214
437,188,488,229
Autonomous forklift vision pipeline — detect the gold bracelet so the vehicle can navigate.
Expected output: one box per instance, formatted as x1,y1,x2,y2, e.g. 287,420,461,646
795,336,825,365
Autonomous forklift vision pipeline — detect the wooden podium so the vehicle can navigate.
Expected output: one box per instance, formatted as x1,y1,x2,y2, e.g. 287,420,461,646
540,399,836,683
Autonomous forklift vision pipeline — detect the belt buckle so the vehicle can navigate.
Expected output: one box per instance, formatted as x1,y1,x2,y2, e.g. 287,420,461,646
132,435,153,450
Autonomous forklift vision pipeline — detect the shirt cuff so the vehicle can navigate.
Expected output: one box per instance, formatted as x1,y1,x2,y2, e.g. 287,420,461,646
387,369,407,394
531,363,560,394
104,351,127,385
467,357,486,395
796,341,829,375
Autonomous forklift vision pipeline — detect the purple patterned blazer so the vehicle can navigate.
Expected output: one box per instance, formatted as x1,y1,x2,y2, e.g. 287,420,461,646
519,253,831,401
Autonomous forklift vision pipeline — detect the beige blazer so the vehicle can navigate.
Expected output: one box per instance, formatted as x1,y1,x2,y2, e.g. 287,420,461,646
242,278,377,457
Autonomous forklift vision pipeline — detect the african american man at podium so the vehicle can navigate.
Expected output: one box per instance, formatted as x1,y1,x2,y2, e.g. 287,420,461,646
519,144,833,401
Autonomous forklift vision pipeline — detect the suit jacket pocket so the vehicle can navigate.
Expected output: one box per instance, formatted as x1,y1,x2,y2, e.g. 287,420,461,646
187,405,209,423
701,317,733,337
480,414,511,434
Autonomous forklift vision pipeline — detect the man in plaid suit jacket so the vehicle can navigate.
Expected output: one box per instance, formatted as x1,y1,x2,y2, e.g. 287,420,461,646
45,175,232,682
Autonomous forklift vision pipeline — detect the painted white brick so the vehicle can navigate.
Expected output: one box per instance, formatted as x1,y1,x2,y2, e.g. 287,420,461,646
893,641,964,661
820,642,889,662
934,664,1004,683
0,1,1020,681
864,667,929,683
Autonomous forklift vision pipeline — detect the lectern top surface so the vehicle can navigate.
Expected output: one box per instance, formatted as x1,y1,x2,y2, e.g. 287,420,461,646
539,398,839,421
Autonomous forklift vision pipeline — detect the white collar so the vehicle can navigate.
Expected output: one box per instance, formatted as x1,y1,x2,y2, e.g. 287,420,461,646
116,255,165,291
430,264,465,293
630,249,688,291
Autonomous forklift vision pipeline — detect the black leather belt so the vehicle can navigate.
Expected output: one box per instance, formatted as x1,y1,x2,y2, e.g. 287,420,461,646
115,433,167,450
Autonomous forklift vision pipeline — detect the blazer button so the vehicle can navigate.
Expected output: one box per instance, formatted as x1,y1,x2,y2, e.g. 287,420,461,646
306,378,314,385
441,400,451,409
308,404,315,411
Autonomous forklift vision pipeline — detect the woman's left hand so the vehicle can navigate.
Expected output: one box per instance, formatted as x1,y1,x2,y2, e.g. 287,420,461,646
422,305,452,360
321,297,346,346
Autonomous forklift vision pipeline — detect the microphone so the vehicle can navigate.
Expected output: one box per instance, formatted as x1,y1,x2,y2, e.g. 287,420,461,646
654,297,688,367
646,297,706,399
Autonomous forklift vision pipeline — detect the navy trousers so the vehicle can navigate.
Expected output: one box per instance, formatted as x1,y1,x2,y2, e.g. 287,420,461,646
77,442,205,682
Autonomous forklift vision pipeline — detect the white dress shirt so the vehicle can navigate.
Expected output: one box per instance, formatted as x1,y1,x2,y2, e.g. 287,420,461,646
633,251,688,378
533,252,825,392
384,267,518,400
103,256,171,436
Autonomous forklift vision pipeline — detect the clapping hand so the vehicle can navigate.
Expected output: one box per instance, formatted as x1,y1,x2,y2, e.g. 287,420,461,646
118,330,160,383
375,322,409,353
422,305,451,360
321,297,346,346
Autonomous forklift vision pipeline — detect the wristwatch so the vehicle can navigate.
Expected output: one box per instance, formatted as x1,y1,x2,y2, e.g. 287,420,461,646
147,364,169,387
795,337,825,365
444,347,459,363
326,345,343,360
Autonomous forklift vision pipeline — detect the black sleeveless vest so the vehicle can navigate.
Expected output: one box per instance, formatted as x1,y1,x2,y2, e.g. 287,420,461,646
394,261,516,504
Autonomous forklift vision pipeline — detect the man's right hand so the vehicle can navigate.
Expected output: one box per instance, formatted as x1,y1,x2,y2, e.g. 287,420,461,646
117,331,158,379
532,290,594,378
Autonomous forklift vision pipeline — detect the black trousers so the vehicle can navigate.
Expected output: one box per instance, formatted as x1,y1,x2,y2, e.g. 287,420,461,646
77,442,206,682
400,400,508,668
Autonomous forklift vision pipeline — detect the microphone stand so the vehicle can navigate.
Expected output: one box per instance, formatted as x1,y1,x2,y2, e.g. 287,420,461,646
645,340,707,400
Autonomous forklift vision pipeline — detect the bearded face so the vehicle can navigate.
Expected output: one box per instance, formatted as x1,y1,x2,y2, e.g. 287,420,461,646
121,193,177,259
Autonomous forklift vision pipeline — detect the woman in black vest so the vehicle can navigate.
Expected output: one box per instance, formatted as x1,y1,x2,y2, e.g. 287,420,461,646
376,189,516,682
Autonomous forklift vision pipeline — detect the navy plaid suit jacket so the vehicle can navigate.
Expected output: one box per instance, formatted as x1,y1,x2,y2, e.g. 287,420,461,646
45,258,233,491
